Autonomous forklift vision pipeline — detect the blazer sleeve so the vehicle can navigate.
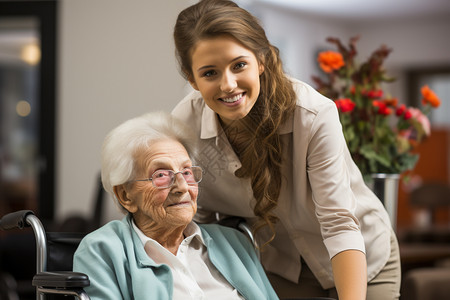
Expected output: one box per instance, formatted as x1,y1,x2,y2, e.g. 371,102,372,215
305,101,365,258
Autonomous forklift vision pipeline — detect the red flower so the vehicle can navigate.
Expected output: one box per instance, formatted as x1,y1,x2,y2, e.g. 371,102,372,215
318,51,345,73
365,89,384,99
396,104,406,116
335,98,356,113
396,104,413,120
403,109,412,120
421,85,441,108
372,100,392,115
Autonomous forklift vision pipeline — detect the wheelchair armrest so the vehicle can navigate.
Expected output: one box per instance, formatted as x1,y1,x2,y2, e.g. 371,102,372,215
0,210,34,230
32,271,90,288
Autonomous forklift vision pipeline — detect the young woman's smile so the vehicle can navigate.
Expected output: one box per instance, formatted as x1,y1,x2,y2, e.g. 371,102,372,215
189,35,264,126
220,92,244,105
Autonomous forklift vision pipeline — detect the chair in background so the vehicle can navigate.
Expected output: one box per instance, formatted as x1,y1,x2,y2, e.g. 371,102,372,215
399,182,450,300
402,182,450,243
55,174,106,233
401,267,450,300
410,182,450,220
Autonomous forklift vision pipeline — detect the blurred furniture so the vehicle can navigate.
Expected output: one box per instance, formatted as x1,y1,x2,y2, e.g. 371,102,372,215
398,182,450,300
401,267,450,300
400,182,450,244
410,182,450,224
400,243,450,274
399,182,450,271
0,272,19,300
396,128,450,230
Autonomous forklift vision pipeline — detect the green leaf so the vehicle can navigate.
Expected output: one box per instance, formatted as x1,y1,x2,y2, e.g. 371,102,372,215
360,144,391,167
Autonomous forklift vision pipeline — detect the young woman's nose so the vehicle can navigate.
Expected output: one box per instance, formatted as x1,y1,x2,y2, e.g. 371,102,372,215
220,71,237,93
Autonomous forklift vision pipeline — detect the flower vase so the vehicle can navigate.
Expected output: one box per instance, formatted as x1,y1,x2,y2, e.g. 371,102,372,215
368,173,400,231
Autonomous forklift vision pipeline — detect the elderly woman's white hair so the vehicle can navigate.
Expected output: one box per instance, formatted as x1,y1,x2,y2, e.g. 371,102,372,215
101,111,197,213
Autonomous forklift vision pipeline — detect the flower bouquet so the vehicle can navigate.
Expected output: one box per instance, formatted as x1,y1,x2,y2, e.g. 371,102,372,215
312,36,441,180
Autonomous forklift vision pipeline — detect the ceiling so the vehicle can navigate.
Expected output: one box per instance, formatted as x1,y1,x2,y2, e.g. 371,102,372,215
249,0,450,21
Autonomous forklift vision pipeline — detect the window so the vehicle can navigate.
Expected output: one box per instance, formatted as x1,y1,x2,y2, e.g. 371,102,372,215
0,1,57,223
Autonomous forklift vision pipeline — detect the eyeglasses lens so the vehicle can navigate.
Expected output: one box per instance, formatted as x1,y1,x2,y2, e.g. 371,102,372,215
152,170,172,188
152,167,202,188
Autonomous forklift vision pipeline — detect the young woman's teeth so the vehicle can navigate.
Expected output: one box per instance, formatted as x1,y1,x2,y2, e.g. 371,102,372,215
222,93,242,103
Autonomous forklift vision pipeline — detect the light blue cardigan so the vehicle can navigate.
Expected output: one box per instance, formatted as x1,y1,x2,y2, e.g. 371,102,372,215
73,215,278,300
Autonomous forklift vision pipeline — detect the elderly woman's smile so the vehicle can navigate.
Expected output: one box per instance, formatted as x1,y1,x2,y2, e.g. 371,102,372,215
165,194,195,207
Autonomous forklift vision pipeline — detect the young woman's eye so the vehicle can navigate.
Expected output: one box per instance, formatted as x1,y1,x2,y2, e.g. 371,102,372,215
234,62,247,70
202,70,217,78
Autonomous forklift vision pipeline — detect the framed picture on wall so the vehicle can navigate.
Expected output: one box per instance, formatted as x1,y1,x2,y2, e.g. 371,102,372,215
407,66,450,128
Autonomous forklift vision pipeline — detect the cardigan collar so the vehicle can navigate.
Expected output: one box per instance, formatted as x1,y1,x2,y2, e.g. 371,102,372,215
124,214,214,268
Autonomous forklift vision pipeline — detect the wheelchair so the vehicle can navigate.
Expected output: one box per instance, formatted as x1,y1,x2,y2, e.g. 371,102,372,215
0,210,261,300
0,210,89,300
1,210,335,300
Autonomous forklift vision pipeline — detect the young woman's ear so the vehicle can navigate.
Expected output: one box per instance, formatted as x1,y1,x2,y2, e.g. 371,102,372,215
259,62,265,75
188,76,199,91
114,184,137,213
257,54,265,75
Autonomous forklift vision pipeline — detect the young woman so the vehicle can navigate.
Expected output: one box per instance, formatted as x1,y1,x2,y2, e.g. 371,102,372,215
171,0,401,299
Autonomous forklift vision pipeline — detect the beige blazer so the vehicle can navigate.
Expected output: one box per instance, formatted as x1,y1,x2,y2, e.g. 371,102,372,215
172,78,392,289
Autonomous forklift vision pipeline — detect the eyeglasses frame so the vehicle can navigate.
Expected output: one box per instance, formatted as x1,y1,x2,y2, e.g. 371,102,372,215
127,166,203,189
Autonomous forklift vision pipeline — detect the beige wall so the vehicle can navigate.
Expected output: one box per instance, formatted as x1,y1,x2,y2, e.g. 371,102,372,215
57,0,194,223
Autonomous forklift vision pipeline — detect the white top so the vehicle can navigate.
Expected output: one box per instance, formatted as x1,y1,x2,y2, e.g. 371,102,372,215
132,221,244,300
172,78,393,289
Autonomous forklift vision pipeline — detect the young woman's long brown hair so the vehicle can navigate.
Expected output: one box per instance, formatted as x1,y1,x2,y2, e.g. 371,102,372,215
174,0,297,243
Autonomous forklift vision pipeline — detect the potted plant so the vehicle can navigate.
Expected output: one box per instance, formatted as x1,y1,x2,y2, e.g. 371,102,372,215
312,36,441,180
312,36,441,228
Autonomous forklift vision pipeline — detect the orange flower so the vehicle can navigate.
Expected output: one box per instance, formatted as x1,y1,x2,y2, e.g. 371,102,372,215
421,85,441,107
318,51,345,73
383,98,398,107
350,85,356,95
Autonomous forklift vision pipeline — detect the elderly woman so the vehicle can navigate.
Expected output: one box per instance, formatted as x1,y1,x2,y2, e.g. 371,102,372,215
73,111,277,300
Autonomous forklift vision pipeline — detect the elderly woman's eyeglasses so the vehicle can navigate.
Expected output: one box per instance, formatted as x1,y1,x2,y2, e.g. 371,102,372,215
129,166,203,189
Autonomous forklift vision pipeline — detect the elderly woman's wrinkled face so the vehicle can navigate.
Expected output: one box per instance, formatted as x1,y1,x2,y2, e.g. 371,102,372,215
121,139,198,232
